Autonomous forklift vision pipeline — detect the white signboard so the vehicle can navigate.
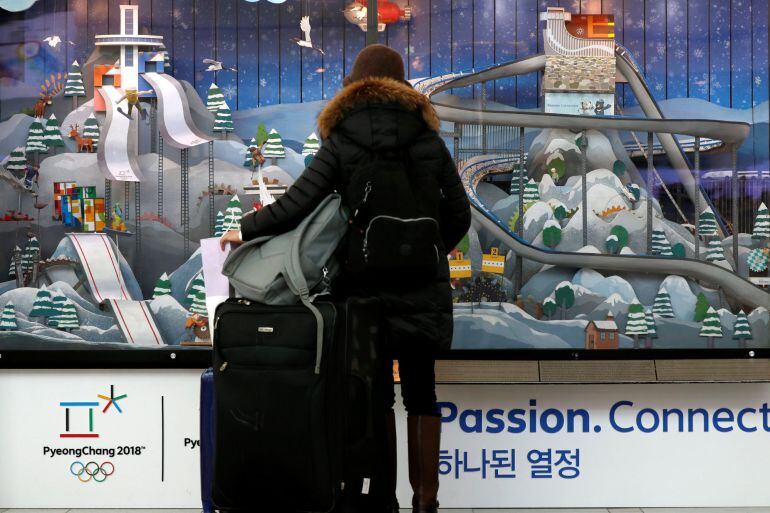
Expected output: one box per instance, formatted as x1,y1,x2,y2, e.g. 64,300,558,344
544,91,616,116
1,371,769,508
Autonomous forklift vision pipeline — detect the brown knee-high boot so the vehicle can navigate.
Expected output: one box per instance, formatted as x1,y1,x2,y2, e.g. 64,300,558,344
386,409,400,513
407,416,441,513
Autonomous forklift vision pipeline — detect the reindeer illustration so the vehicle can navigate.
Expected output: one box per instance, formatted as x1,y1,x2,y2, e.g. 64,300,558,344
68,124,94,153
33,73,65,118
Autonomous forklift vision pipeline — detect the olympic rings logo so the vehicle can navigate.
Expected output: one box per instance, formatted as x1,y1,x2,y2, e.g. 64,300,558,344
69,461,115,483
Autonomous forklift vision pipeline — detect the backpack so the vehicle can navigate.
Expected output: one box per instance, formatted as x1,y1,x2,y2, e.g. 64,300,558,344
345,149,444,282
221,193,349,373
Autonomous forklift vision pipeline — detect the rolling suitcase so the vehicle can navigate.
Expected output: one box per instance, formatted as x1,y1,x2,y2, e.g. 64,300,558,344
199,368,215,513
211,296,391,512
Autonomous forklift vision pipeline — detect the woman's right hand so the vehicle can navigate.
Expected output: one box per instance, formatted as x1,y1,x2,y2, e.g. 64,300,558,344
219,230,243,251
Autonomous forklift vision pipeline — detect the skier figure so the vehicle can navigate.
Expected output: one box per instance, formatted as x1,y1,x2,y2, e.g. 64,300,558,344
23,164,39,190
116,88,152,120
594,99,612,116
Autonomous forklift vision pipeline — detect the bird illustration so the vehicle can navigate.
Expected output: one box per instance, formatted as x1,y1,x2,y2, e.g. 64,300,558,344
202,58,238,73
292,16,325,55
42,36,73,48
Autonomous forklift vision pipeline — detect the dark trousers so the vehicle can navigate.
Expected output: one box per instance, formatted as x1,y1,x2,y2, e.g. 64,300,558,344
383,334,439,417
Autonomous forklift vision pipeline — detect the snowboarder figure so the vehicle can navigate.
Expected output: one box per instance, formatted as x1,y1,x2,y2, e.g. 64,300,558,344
116,88,152,120
594,99,612,116
23,164,39,190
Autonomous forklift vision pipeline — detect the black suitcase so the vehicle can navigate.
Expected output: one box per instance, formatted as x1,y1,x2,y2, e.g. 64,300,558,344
211,297,391,512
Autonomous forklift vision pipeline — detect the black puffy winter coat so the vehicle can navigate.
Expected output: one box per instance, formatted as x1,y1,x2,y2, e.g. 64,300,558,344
240,77,471,349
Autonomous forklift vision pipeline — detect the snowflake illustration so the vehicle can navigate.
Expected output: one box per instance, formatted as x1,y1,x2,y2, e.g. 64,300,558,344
260,78,267,88
693,48,705,59
222,84,236,100
173,8,182,20
655,82,664,92
286,4,294,13
675,49,686,59
656,43,666,56
755,76,763,86
575,27,585,36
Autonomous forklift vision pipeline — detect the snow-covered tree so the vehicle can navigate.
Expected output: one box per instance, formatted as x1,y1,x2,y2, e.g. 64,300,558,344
151,272,172,299
542,296,557,319
509,164,524,195
652,287,674,318
698,208,718,238
82,114,100,149
222,195,243,232
262,129,285,162
522,179,539,205
53,297,79,331
705,239,726,264
542,220,562,248
185,272,205,306
243,138,259,168
699,306,723,348
214,211,225,237
751,202,770,240
30,286,56,318
644,308,657,348
47,292,68,328
5,147,27,175
64,60,85,105
44,114,65,150
22,237,40,275
554,281,575,319
189,290,208,317
7,246,20,279
0,302,18,331
302,132,321,157
625,300,648,348
650,229,673,257
732,310,752,347
25,118,48,154
206,83,225,112
213,101,234,135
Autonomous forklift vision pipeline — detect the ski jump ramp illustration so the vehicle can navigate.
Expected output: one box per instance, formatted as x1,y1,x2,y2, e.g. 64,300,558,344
97,85,144,182
66,233,165,346
142,72,211,149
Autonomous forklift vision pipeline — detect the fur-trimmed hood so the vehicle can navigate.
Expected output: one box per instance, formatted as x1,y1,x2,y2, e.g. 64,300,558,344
317,77,440,141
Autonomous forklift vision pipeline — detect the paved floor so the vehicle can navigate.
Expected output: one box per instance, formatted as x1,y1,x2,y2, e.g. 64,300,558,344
2,509,770,512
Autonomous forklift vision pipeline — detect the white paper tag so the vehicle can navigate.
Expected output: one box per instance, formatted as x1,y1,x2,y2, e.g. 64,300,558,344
361,477,370,495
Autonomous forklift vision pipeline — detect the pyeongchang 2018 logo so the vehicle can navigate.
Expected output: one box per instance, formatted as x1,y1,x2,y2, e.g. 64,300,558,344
59,385,127,439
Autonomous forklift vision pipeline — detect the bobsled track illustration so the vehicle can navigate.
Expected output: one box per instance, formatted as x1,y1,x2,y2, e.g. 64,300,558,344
66,233,165,345
412,44,735,233
142,72,211,149
97,85,144,182
412,52,769,309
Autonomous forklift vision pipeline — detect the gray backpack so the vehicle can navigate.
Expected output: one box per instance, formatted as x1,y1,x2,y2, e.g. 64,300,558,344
221,194,349,373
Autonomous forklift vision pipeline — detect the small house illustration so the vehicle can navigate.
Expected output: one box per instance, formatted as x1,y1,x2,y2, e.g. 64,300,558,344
584,313,619,349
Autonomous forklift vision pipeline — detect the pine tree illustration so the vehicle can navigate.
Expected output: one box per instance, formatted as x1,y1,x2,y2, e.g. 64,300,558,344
25,118,48,154
206,83,225,112
22,237,40,274
302,132,321,156
522,178,540,205
0,302,18,331
652,287,675,317
189,290,208,317
185,272,205,306
262,129,286,162
243,138,259,168
625,300,648,348
752,202,770,240
47,292,68,328
30,286,56,318
151,272,172,299
542,296,557,319
697,208,718,238
5,147,27,175
699,306,723,348
43,114,65,150
732,309,752,347
214,211,225,237
644,308,657,348
213,101,234,135
650,229,673,257
222,195,243,231
64,60,86,102
54,298,80,331
509,164,524,195
705,239,727,264
8,246,20,279
82,114,100,149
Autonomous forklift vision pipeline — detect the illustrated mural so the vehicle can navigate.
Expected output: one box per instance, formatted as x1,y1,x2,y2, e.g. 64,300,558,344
0,0,767,353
